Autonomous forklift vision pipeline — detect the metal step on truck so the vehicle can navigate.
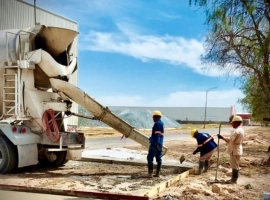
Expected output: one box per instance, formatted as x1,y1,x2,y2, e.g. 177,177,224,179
0,24,168,174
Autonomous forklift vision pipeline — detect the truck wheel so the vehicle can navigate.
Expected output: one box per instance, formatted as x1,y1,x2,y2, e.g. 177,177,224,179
53,151,67,166
39,151,67,167
59,158,69,166
0,135,17,174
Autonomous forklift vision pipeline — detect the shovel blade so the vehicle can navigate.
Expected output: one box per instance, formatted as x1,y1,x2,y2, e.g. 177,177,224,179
179,155,185,164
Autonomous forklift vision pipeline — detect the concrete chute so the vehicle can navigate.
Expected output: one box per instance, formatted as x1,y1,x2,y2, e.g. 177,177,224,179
49,78,168,155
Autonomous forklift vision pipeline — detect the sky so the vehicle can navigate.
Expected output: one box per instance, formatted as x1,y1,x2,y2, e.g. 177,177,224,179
26,0,246,113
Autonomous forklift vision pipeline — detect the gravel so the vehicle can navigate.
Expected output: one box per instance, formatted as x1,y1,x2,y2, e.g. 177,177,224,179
78,107,181,129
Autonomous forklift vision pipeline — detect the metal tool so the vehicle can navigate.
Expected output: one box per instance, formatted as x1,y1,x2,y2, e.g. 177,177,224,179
179,153,192,164
208,122,222,185
179,155,185,164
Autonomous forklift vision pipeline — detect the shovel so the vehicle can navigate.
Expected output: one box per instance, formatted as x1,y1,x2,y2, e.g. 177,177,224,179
179,153,193,164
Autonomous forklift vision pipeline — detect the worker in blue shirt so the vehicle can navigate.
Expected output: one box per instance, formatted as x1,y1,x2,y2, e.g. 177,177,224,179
147,110,164,178
190,129,217,175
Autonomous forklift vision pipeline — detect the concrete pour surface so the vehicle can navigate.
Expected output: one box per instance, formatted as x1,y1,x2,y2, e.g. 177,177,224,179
0,148,196,198
81,147,196,169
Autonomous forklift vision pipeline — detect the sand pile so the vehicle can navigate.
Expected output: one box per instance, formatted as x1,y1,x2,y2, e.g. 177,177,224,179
78,107,181,129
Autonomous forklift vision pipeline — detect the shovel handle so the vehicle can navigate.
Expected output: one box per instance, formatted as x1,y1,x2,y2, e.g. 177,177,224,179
215,122,222,181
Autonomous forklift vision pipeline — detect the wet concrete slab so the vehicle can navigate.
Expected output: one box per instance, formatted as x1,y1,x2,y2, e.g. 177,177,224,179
0,148,195,199
81,147,196,169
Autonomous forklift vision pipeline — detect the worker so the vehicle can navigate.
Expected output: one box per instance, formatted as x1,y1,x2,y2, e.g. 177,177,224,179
190,129,217,175
147,110,164,178
218,115,245,184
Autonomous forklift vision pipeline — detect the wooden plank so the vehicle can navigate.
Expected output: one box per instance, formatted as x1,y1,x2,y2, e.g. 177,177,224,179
142,167,196,197
0,184,149,200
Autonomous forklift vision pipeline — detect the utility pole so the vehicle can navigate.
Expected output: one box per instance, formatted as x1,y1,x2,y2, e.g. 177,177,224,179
34,0,37,25
203,87,217,129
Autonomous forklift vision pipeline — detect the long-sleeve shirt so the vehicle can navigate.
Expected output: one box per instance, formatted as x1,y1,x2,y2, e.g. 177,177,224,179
226,126,245,155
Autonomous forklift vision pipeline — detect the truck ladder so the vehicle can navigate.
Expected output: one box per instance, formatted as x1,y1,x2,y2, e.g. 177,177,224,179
2,66,20,119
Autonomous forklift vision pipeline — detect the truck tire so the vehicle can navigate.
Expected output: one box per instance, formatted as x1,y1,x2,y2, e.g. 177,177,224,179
0,135,17,174
39,151,67,167
53,151,67,166
59,158,69,166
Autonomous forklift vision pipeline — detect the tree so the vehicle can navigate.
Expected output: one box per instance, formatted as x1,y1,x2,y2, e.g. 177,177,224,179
241,77,270,121
190,0,270,119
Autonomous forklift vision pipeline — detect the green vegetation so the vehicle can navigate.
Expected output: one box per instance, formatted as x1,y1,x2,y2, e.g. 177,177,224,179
190,0,270,122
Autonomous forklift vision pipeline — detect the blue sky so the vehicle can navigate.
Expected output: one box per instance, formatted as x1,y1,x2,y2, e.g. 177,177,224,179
27,0,245,113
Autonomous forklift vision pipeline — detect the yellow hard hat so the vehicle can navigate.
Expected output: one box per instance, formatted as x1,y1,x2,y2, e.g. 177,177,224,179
190,129,198,137
153,110,162,117
231,115,243,122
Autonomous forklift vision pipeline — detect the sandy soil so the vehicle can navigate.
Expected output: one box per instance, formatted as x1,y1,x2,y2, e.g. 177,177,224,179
75,125,270,199
78,123,225,138
0,125,269,200
0,161,181,196
151,126,270,200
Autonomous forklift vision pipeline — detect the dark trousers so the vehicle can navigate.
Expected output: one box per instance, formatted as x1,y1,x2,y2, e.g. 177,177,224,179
147,144,162,173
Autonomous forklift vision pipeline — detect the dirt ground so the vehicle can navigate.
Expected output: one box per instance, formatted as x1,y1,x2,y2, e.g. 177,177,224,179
78,125,270,200
0,125,269,200
0,161,183,197
78,123,224,138
152,126,270,200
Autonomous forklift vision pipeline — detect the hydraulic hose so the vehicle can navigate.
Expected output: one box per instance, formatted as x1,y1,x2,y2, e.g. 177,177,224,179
42,109,60,142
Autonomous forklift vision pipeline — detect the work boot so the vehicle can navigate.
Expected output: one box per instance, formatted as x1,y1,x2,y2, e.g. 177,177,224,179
203,160,209,173
194,161,204,175
148,163,153,178
148,173,153,178
226,169,239,184
153,163,161,177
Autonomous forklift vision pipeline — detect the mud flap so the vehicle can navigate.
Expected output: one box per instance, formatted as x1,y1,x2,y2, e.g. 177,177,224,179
17,144,38,168
66,149,82,160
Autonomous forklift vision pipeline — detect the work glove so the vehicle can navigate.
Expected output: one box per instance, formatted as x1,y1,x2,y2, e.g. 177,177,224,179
217,134,224,139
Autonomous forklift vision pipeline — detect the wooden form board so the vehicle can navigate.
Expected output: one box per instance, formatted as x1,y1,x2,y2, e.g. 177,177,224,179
0,184,149,200
142,167,196,198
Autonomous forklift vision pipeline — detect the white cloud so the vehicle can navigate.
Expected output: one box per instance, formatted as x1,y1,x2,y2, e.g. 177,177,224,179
158,12,182,20
95,89,245,111
24,0,240,77
81,26,239,77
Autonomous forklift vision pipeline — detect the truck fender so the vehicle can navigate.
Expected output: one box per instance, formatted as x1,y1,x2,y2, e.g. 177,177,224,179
0,124,40,168
0,124,40,145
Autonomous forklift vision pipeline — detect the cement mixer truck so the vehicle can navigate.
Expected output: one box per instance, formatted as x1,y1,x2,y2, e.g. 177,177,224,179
0,25,168,174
